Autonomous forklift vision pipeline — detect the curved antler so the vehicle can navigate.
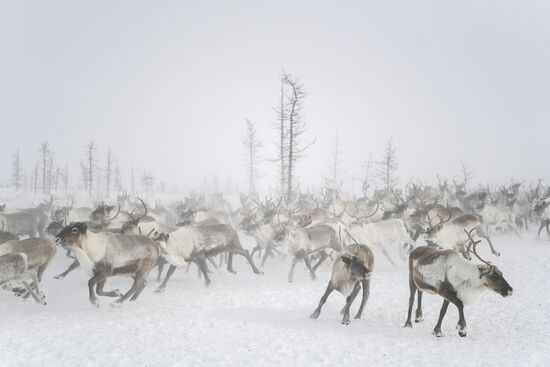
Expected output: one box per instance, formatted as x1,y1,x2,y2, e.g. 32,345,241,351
464,227,492,266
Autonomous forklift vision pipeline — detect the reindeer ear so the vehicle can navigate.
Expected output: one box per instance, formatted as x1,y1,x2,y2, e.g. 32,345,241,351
81,222,87,233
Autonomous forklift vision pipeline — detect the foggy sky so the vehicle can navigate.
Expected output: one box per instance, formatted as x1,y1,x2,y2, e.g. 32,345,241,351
1,0,549,194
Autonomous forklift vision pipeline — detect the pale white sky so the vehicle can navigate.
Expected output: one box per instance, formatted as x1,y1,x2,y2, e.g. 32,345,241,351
1,0,549,193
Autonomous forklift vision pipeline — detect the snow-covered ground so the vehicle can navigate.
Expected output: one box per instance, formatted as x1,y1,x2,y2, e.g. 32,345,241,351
0,213,549,365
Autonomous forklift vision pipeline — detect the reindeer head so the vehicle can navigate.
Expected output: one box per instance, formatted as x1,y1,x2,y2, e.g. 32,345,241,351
341,255,371,280
46,220,64,237
478,265,513,297
464,228,513,297
423,206,452,241
90,204,115,222
56,222,88,248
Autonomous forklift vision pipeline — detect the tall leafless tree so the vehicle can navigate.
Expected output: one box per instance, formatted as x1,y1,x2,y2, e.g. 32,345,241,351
361,152,374,196
38,142,51,193
242,119,263,194
81,140,97,198
141,170,155,196
11,149,23,192
325,135,345,192
376,138,398,192
273,75,288,194
282,72,315,198
105,150,112,198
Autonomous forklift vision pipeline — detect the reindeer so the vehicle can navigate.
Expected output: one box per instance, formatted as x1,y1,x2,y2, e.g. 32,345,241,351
52,207,123,281
534,197,550,239
56,222,160,307
0,237,57,301
0,221,17,244
154,222,263,292
404,229,513,337
347,211,415,266
310,242,374,324
0,253,46,305
423,209,500,258
280,222,342,283
0,209,44,238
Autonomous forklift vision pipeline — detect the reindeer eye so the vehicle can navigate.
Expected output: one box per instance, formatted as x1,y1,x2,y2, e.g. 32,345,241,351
71,228,79,234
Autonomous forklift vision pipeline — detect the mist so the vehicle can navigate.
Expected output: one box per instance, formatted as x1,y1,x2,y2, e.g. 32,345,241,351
1,0,549,194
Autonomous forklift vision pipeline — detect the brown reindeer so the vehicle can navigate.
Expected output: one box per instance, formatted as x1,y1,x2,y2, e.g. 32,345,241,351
404,228,512,337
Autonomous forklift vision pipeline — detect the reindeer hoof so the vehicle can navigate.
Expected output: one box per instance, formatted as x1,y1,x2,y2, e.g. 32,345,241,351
111,301,123,308
310,311,320,320
204,280,211,287
432,329,444,337
341,317,351,325
456,324,467,337
90,299,100,308
53,274,64,280
155,287,165,293
255,270,264,275
493,251,501,257
415,316,424,323
404,321,412,328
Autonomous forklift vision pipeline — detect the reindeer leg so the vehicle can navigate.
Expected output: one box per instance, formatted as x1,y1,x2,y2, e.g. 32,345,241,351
96,280,122,297
303,255,316,280
54,259,80,280
22,281,45,305
537,221,545,239
88,273,108,307
261,246,272,267
312,251,328,272
226,253,236,274
404,274,417,328
342,282,361,325
229,248,263,275
288,256,301,283
310,281,334,319
197,258,211,286
415,289,424,322
112,272,146,306
433,300,450,337
354,278,371,319
156,257,167,282
476,227,500,256
156,265,177,293
130,279,148,301
381,247,396,267
206,256,218,270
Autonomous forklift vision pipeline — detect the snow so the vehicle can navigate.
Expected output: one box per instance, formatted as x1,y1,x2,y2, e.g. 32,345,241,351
0,197,548,366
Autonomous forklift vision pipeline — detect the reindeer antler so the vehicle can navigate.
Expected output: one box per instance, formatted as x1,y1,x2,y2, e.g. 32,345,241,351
464,227,492,266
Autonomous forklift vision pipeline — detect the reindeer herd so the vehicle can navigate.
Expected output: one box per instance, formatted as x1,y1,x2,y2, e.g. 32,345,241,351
1,180,549,337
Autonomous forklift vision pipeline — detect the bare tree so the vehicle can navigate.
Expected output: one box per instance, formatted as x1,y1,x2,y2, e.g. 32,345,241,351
11,149,23,192
459,160,472,190
105,150,112,198
81,140,98,198
282,72,315,198
141,170,155,196
273,75,288,194
242,119,263,194
325,135,345,192
114,164,121,195
63,163,69,196
38,141,51,193
131,164,135,194
361,152,374,196
376,138,398,192
33,163,38,195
